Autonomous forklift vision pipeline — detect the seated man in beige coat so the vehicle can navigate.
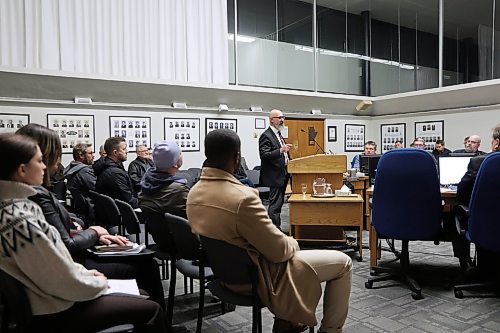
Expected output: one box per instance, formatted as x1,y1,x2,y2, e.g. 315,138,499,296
187,129,352,333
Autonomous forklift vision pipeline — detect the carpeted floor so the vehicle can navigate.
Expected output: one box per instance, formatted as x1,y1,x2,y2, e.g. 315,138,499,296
165,202,500,332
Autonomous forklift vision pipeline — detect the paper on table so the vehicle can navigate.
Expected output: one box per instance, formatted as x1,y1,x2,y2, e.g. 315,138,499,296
106,279,140,296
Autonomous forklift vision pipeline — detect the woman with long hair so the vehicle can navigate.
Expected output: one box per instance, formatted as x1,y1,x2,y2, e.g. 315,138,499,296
16,123,166,309
0,133,166,332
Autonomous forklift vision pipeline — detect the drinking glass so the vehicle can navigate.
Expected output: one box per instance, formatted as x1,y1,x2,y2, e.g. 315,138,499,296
301,184,307,198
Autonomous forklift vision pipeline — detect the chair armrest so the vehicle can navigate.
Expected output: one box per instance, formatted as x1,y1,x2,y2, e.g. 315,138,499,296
454,204,470,236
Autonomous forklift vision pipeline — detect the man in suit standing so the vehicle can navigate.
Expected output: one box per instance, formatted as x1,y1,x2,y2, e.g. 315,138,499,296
259,109,292,230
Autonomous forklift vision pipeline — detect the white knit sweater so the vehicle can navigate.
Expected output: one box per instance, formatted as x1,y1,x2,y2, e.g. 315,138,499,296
0,180,107,315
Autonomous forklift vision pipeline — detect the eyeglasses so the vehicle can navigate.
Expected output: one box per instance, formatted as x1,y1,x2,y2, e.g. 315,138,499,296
271,116,285,119
137,150,149,153
468,140,479,144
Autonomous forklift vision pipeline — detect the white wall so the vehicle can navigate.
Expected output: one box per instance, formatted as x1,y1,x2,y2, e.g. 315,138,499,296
2,104,497,171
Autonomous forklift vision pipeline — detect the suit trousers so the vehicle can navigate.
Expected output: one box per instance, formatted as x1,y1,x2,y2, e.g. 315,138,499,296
296,250,352,333
268,184,287,229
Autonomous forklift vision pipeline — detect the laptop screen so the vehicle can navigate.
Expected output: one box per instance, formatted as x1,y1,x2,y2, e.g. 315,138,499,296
438,156,472,185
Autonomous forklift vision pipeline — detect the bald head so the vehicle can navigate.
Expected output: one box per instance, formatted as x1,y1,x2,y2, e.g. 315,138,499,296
465,135,481,152
269,109,285,130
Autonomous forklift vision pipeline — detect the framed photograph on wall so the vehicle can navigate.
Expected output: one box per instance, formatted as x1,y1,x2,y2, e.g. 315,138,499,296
255,117,266,129
414,120,444,152
110,116,151,150
47,114,95,154
206,118,237,134
164,118,200,152
327,126,337,142
344,124,365,152
380,123,406,153
0,113,30,133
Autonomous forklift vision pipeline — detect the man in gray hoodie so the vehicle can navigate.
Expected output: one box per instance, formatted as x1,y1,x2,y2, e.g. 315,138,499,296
139,141,189,218
64,143,96,221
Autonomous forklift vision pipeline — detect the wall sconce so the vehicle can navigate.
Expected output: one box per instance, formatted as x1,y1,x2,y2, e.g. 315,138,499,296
250,106,263,112
355,100,372,112
172,102,187,108
74,97,93,104
218,104,229,112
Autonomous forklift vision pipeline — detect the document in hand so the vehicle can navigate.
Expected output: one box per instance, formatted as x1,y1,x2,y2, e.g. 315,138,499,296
93,242,146,255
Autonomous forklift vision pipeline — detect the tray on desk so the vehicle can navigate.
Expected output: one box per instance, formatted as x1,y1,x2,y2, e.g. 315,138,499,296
311,193,335,198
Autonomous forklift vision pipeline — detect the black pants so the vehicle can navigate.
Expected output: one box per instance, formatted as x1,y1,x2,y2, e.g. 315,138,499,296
31,295,167,333
84,256,166,309
268,184,286,229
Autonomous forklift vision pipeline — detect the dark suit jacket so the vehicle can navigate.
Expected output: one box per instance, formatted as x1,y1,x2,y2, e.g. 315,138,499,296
259,127,290,187
457,154,487,205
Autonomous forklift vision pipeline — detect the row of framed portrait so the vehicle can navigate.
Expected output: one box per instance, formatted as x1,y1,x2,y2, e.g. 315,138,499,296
0,113,244,153
339,120,444,152
0,113,444,154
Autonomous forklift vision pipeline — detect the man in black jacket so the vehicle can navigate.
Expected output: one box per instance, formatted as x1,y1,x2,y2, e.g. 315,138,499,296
453,125,500,271
259,109,292,230
64,143,97,220
128,144,154,193
95,137,138,208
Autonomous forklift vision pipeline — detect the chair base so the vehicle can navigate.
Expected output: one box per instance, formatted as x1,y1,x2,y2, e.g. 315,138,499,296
454,282,500,299
365,241,423,300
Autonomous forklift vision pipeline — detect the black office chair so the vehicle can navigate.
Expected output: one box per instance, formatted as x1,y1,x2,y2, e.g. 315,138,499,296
164,213,214,333
454,152,500,298
0,269,133,333
114,199,141,243
140,207,173,281
245,169,270,201
186,168,201,184
89,190,123,233
365,149,443,300
176,171,194,188
199,236,264,333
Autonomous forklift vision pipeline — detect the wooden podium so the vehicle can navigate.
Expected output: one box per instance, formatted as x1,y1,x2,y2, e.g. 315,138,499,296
287,155,364,259
288,154,347,194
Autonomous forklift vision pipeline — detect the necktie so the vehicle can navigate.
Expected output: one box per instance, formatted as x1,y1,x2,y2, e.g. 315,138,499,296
278,131,289,164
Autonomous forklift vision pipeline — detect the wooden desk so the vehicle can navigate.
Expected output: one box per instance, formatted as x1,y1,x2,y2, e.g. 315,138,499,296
367,188,458,268
288,194,364,260
345,176,370,229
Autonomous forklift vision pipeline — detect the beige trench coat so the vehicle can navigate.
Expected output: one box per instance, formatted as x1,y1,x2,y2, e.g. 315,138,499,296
187,167,321,326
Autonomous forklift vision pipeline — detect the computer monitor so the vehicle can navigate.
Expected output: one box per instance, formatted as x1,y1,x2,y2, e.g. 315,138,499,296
438,155,473,186
360,154,381,185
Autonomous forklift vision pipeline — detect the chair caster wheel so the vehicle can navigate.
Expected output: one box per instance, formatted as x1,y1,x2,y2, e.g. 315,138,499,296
454,290,464,299
369,269,376,276
365,281,373,289
357,256,363,262
411,291,423,300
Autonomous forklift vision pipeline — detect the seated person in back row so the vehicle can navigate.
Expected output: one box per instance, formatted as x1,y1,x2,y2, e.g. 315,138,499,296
450,125,500,271
128,144,155,193
139,141,189,218
351,140,377,169
95,137,138,208
453,134,486,156
432,139,451,159
233,155,254,187
187,129,352,333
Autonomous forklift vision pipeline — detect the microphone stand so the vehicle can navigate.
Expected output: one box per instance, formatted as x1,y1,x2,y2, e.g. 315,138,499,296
301,129,327,154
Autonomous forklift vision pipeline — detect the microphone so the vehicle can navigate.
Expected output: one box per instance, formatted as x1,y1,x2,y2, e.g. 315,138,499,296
301,128,326,154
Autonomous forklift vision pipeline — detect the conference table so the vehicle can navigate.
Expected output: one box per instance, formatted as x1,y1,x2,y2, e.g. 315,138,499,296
367,187,458,268
288,193,364,260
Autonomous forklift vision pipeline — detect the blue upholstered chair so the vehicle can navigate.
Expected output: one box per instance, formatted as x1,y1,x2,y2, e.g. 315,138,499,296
453,152,500,298
365,149,443,300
